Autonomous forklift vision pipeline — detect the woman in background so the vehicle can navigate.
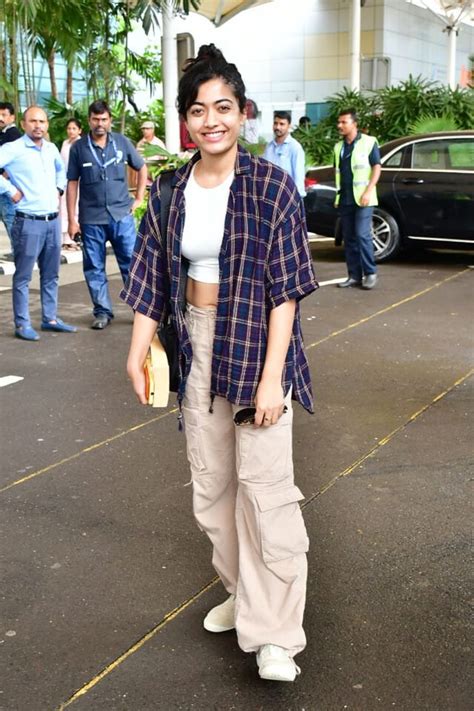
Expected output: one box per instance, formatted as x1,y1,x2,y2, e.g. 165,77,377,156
60,118,82,251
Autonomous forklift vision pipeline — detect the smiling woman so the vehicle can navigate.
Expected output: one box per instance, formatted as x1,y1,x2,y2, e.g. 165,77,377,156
121,43,318,683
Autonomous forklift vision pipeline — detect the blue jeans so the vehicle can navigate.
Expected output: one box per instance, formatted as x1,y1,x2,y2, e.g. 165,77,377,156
81,214,136,318
339,203,377,281
12,214,61,328
0,192,16,247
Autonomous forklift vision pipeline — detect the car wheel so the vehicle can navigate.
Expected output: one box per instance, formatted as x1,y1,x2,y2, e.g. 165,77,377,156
372,208,401,262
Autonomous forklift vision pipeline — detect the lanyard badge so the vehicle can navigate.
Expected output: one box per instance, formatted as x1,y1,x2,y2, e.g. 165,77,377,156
88,134,123,179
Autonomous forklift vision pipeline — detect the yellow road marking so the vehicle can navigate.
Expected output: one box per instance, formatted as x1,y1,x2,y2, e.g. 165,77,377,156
56,367,473,709
303,367,474,505
0,409,178,494
305,268,469,351
57,578,219,710
1,267,470,495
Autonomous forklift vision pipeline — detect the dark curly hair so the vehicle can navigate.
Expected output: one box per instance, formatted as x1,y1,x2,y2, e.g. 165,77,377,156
177,44,246,118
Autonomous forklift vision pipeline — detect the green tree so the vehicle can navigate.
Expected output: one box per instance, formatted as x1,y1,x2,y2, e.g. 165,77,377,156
1,0,200,114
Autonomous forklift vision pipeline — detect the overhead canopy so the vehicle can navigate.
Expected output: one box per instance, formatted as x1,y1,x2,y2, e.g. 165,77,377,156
195,0,271,26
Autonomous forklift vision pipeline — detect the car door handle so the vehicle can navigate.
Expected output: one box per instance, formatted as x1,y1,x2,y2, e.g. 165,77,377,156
401,178,424,184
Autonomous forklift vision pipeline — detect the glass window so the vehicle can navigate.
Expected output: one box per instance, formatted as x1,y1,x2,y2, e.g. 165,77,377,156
447,139,474,170
384,149,403,167
412,141,450,170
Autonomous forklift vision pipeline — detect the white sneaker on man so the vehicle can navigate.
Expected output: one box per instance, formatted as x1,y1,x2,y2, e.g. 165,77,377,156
203,594,236,633
256,644,301,682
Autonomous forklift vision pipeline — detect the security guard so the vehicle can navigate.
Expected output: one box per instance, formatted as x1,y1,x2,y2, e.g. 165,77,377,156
334,109,381,290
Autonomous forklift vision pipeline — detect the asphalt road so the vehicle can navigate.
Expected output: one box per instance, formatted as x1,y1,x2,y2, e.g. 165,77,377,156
0,243,473,711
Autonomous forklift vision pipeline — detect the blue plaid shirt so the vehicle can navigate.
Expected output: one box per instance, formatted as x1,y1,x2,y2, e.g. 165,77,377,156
120,145,318,412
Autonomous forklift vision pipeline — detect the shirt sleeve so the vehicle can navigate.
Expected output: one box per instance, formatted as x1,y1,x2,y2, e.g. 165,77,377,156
0,174,17,197
67,142,81,181
265,192,318,308
124,137,145,171
369,141,381,166
53,145,66,191
292,142,306,197
0,141,14,170
119,179,167,322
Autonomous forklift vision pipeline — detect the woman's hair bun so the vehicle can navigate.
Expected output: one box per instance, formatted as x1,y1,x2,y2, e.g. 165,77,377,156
178,44,246,116
183,44,226,73
196,44,225,63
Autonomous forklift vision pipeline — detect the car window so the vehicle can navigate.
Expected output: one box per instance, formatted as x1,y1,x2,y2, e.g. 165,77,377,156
384,149,404,167
447,139,474,170
412,141,450,170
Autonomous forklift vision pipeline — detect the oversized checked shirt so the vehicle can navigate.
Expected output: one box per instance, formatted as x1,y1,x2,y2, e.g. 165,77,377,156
120,145,318,413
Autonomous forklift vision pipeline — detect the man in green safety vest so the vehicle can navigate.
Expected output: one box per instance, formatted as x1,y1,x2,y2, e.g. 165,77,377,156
334,109,381,290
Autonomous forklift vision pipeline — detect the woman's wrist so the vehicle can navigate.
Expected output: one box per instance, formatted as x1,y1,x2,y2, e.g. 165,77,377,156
260,368,283,384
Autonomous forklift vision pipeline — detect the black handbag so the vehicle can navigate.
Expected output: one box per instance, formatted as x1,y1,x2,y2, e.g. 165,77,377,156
157,170,186,393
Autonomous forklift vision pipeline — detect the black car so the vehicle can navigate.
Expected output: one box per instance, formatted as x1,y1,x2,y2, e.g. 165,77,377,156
304,131,474,262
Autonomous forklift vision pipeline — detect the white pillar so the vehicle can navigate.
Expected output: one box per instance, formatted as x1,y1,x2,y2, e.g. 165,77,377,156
447,25,457,90
162,0,180,153
350,0,361,90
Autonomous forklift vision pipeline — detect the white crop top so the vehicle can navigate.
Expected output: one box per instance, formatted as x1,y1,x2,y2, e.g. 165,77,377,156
181,165,234,284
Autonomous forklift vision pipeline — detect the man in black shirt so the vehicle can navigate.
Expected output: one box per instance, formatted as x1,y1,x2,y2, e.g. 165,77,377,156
0,102,22,250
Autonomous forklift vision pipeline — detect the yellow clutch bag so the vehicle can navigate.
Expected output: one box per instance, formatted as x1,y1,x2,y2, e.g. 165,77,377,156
144,335,170,407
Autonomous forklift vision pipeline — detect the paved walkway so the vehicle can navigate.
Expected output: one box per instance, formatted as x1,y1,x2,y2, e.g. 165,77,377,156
0,238,472,711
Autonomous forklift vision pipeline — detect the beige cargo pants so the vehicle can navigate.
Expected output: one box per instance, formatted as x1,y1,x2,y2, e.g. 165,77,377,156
182,305,308,657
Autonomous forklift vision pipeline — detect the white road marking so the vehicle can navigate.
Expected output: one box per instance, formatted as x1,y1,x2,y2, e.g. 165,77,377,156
0,261,16,275
62,251,83,264
319,277,347,286
0,375,24,387
308,236,334,242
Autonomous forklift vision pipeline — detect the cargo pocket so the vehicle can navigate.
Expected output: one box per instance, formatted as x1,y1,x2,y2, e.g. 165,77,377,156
255,485,309,583
182,406,206,474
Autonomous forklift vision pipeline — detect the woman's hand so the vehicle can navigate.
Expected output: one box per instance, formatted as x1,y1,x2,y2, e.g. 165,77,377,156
253,299,296,427
254,375,285,427
126,311,159,406
127,358,148,405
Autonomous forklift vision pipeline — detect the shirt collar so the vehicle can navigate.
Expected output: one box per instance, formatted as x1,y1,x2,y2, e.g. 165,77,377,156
173,143,252,188
344,131,362,145
88,131,112,148
23,134,45,149
273,134,291,147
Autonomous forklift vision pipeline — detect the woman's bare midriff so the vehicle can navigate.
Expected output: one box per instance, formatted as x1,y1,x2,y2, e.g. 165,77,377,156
186,276,219,308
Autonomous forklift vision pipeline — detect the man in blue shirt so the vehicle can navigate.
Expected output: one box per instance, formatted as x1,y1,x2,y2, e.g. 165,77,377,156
263,111,306,197
67,100,147,330
0,106,76,341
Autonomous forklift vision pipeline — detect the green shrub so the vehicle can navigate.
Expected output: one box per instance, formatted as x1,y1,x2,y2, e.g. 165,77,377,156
408,113,458,134
123,99,165,144
44,97,89,148
301,76,474,167
293,122,336,166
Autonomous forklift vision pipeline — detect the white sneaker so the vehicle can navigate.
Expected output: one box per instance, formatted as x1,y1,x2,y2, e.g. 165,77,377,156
203,594,236,633
256,644,301,682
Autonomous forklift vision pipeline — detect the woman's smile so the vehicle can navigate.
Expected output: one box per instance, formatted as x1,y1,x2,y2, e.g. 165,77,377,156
185,78,244,158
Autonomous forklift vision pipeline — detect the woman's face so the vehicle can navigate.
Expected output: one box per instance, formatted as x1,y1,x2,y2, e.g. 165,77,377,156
185,78,245,159
66,122,81,141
